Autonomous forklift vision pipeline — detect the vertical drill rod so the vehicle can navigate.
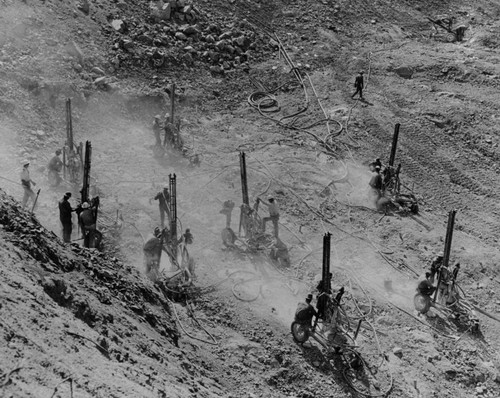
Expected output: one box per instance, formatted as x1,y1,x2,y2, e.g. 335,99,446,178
239,151,249,205
66,99,73,151
389,123,400,167
169,173,177,258
81,141,92,204
322,232,332,293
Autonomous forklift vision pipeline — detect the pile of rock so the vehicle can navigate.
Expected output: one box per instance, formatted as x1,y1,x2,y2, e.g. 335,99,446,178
108,1,265,74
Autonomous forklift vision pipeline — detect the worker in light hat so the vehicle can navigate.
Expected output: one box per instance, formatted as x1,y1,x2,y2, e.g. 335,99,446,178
20,160,37,208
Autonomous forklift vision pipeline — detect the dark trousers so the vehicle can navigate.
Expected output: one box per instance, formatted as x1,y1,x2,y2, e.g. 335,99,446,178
352,87,363,98
62,222,72,243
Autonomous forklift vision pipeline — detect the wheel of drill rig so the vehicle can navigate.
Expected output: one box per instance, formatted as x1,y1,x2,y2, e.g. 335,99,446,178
291,321,310,344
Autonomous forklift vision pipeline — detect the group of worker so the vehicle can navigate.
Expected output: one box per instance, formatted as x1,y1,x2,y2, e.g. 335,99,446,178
367,158,401,212
153,114,183,151
294,275,347,344
58,192,97,246
417,252,460,306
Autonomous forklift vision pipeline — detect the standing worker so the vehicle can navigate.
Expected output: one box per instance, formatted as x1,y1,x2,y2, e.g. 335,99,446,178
152,186,171,228
294,294,318,328
79,202,95,247
47,149,63,187
259,196,280,238
20,160,37,208
58,192,74,243
163,113,175,148
153,115,163,147
369,166,386,211
351,71,364,100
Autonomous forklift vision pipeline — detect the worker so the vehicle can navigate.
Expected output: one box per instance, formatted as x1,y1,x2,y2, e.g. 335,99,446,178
143,227,164,280
351,71,364,100
48,149,63,187
294,294,318,327
429,251,444,283
269,238,290,267
368,158,382,172
153,115,162,147
417,272,436,297
20,161,37,208
163,113,175,148
259,196,280,238
79,202,96,247
369,166,383,208
58,192,74,243
152,187,171,228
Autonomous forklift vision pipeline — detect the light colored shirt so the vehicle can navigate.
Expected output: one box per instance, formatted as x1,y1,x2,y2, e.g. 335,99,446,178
268,201,279,216
20,168,30,182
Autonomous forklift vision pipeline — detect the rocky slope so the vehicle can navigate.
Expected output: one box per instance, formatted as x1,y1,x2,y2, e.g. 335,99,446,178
1,0,500,398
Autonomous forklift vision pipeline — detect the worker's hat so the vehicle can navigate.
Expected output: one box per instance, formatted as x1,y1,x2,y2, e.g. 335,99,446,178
154,114,161,120
359,70,364,74
82,202,90,209
375,165,381,170
306,293,313,301
436,251,444,257
56,149,62,155
267,195,274,200
64,192,72,198
22,159,30,166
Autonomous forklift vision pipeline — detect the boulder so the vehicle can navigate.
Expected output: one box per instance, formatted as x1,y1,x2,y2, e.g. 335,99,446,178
181,24,199,35
175,32,187,41
219,31,233,40
111,19,127,33
160,3,172,20
91,67,105,76
393,66,414,79
210,65,224,75
136,34,153,45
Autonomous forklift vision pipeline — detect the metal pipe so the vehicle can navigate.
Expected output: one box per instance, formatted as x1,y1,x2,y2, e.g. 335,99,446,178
389,123,400,167
169,173,177,258
239,152,249,205
433,210,456,302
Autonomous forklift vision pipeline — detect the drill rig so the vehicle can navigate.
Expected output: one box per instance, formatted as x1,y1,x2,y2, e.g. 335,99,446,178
63,99,84,185
220,152,290,266
414,210,481,332
376,123,419,214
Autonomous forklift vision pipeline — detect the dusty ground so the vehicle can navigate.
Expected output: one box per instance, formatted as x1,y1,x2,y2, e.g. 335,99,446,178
1,0,500,397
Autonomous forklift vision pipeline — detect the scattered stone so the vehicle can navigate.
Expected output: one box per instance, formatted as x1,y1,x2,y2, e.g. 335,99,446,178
111,19,127,33
91,67,105,76
393,66,414,79
392,347,403,358
175,32,188,41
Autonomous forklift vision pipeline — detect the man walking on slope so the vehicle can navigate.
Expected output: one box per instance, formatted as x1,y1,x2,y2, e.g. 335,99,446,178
20,161,37,208
59,192,74,243
351,71,364,100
